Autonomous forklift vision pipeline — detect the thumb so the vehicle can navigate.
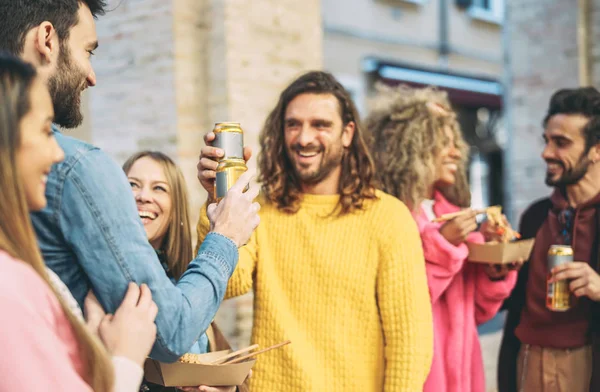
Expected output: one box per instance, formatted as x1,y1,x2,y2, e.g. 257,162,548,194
207,203,217,221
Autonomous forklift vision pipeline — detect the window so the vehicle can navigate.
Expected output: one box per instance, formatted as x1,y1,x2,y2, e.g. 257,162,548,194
468,0,504,25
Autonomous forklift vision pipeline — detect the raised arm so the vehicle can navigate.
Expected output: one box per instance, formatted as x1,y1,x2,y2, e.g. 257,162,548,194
196,202,258,299
57,150,258,362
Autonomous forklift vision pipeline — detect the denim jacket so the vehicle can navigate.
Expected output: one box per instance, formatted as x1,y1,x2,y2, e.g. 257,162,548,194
31,129,238,362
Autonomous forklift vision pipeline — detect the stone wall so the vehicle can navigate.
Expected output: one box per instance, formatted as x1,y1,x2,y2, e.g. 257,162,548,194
505,0,599,222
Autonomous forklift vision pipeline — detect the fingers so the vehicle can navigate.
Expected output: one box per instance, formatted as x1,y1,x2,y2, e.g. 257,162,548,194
207,203,217,221
120,282,141,308
243,146,252,162
573,286,589,298
204,132,216,144
245,179,261,201
99,313,114,330
508,260,524,270
137,283,152,307
229,170,255,194
551,263,587,282
199,157,219,172
569,277,588,293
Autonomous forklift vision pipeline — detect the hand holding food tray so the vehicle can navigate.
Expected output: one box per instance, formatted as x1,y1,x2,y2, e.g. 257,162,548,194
471,206,533,264
144,340,290,387
433,205,534,264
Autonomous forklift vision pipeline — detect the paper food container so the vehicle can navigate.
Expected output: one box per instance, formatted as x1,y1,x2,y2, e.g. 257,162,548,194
467,238,535,264
144,350,256,387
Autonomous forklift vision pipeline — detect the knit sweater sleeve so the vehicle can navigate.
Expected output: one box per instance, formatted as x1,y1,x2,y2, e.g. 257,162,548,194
418,219,470,304
195,202,257,299
377,199,434,391
473,265,518,325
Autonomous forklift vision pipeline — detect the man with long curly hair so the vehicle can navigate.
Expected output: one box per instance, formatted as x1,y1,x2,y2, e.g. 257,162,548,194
195,71,433,391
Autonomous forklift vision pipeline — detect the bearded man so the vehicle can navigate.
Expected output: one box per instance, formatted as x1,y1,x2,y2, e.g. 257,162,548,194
0,1,260,370
498,87,600,392
196,71,433,391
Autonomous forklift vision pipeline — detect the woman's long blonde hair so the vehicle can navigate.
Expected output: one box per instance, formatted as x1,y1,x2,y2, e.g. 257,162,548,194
123,151,193,280
0,56,114,390
367,84,471,211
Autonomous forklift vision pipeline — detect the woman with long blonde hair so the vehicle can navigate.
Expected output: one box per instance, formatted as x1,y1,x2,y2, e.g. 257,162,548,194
368,85,519,392
123,151,250,392
0,54,156,391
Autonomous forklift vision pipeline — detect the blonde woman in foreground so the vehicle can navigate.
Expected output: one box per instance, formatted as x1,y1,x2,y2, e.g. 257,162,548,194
0,54,157,391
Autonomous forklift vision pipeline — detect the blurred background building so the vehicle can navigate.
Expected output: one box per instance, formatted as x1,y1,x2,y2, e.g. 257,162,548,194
68,0,598,390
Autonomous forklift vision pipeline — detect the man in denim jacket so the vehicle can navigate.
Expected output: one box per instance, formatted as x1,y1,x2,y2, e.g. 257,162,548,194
0,0,260,362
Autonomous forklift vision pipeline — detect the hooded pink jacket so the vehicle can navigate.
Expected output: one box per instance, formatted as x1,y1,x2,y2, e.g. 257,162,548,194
417,192,517,392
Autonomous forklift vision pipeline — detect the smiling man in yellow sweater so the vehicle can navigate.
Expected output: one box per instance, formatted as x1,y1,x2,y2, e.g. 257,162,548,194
196,71,433,391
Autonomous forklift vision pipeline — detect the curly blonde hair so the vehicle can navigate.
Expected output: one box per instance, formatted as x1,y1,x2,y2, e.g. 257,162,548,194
366,84,471,211
258,71,377,215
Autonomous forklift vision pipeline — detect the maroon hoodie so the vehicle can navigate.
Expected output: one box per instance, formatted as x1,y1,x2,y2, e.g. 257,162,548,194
515,189,600,348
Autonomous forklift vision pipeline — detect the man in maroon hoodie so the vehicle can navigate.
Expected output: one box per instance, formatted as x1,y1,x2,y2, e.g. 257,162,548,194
498,87,600,392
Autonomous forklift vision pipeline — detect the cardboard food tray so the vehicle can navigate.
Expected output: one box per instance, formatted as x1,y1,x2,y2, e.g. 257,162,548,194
467,238,535,264
144,349,256,387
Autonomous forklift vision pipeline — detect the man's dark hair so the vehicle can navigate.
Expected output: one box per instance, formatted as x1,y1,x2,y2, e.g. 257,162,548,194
543,87,600,150
0,0,107,55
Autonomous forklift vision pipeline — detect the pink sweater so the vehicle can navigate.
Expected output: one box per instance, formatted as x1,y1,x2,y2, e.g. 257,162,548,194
0,250,92,391
417,192,517,392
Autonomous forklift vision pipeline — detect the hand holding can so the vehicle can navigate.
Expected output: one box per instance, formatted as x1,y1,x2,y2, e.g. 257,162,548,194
197,123,252,202
208,170,260,248
546,245,573,311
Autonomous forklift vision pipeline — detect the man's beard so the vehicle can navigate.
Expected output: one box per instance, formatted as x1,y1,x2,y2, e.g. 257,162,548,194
545,154,591,187
289,143,344,185
48,49,87,129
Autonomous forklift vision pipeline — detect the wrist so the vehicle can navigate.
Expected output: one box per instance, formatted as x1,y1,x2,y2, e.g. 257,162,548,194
112,349,145,367
208,230,239,248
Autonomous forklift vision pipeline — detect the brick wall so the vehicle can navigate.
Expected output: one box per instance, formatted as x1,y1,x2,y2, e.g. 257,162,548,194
505,0,599,222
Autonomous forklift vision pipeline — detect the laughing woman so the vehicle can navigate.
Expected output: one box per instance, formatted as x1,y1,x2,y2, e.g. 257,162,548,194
0,55,157,391
367,85,519,392
123,151,250,392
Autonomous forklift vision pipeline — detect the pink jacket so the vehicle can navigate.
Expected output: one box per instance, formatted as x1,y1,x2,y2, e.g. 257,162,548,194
0,250,93,391
416,192,517,392
0,250,144,392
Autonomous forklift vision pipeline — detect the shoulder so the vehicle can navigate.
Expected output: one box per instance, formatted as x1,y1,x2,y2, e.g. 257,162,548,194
53,129,124,180
519,197,552,237
362,190,419,237
366,190,412,218
521,197,552,218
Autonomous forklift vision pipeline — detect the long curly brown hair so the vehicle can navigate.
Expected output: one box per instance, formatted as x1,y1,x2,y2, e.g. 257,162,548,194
258,71,377,215
366,84,471,211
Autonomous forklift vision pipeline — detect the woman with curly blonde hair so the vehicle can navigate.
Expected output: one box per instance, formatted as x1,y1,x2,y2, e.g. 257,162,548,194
367,85,519,392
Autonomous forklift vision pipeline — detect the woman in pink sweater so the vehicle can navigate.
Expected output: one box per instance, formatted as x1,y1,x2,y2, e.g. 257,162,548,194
368,85,520,392
0,54,157,391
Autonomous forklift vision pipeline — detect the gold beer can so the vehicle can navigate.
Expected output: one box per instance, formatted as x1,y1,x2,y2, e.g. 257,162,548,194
546,245,574,312
212,122,247,201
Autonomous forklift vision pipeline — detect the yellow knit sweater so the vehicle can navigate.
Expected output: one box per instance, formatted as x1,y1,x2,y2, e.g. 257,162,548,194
196,191,433,391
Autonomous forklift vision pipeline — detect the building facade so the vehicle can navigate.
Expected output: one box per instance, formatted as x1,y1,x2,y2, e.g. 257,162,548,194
505,0,599,222
323,0,507,214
